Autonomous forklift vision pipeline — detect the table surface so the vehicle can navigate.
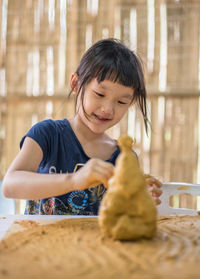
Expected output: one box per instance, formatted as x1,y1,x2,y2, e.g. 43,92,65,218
0,214,97,240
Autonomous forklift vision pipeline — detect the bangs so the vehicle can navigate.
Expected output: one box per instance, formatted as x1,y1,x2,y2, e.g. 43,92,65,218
95,65,135,88
87,53,142,90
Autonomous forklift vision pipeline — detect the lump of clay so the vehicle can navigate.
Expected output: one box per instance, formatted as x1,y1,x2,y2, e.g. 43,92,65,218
98,135,157,241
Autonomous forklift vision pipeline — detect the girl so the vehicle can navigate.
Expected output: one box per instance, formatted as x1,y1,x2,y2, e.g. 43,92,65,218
2,38,162,215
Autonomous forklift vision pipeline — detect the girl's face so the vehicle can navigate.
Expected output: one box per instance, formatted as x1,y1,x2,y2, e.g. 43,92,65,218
76,78,133,134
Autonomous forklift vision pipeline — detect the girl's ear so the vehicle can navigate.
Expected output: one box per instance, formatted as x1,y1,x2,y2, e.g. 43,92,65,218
70,73,79,94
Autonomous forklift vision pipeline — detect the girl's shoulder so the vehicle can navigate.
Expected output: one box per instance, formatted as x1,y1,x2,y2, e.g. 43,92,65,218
36,118,68,128
29,118,70,134
20,119,70,149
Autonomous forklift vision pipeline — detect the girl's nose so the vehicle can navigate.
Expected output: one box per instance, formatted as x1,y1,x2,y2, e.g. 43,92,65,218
101,103,114,117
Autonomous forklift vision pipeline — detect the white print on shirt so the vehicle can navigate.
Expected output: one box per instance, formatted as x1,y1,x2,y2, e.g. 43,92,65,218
49,166,63,174
48,163,85,174
73,163,85,172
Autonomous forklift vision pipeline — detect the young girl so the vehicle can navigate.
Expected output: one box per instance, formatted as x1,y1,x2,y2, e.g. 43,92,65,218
2,38,162,215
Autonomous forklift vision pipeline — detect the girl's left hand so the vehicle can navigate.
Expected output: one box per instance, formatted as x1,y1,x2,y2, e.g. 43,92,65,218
144,174,163,205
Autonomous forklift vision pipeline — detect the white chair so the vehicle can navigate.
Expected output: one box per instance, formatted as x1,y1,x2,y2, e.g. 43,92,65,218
157,182,200,215
0,181,15,214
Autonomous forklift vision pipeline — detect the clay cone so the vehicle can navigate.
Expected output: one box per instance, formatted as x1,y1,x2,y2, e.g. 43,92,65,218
98,135,157,240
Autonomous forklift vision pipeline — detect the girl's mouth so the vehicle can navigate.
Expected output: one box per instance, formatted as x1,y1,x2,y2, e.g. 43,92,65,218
93,113,112,122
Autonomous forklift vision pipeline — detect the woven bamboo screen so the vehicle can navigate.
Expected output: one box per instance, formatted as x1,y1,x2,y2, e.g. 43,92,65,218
0,0,200,211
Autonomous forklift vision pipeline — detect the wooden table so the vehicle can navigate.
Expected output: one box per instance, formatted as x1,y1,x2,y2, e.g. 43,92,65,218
0,214,96,240
0,214,200,279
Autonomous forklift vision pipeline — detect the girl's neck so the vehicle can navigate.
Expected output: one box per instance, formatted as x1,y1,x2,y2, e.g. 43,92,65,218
68,115,117,160
68,115,105,142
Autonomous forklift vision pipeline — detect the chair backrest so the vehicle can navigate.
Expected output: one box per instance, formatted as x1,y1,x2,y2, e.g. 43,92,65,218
0,180,15,214
157,182,200,215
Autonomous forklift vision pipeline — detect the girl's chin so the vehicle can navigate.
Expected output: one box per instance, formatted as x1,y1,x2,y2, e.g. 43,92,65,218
87,121,111,134
88,125,107,134
81,115,115,133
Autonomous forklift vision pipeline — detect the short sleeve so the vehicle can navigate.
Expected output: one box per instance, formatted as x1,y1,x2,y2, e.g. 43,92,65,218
20,119,55,163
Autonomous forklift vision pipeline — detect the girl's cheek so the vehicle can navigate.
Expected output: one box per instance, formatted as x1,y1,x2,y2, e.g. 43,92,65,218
118,105,129,117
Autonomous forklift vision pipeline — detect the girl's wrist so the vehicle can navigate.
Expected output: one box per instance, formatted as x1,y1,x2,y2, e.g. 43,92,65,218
64,172,79,192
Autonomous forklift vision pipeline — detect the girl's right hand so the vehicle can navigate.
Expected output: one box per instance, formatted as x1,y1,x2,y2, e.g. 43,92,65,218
72,158,114,190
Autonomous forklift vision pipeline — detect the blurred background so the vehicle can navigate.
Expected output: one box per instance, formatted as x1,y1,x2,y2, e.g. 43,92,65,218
0,0,200,213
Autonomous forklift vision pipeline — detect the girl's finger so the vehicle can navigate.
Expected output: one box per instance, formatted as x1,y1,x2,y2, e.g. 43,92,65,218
147,178,162,188
97,162,114,176
149,186,163,197
153,197,161,205
145,174,162,188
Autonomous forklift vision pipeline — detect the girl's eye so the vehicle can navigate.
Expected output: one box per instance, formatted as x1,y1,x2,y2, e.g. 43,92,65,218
118,101,127,105
94,91,104,97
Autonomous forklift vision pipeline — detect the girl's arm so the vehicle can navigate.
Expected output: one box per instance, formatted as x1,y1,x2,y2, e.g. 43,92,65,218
2,137,114,200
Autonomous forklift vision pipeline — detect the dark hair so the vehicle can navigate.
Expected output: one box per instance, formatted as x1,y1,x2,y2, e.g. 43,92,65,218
70,38,149,133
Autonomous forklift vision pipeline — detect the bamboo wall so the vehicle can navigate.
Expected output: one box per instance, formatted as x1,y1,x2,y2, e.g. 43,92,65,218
0,0,200,211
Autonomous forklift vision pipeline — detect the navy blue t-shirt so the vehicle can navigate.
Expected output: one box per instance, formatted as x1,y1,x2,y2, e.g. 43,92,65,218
20,119,120,215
